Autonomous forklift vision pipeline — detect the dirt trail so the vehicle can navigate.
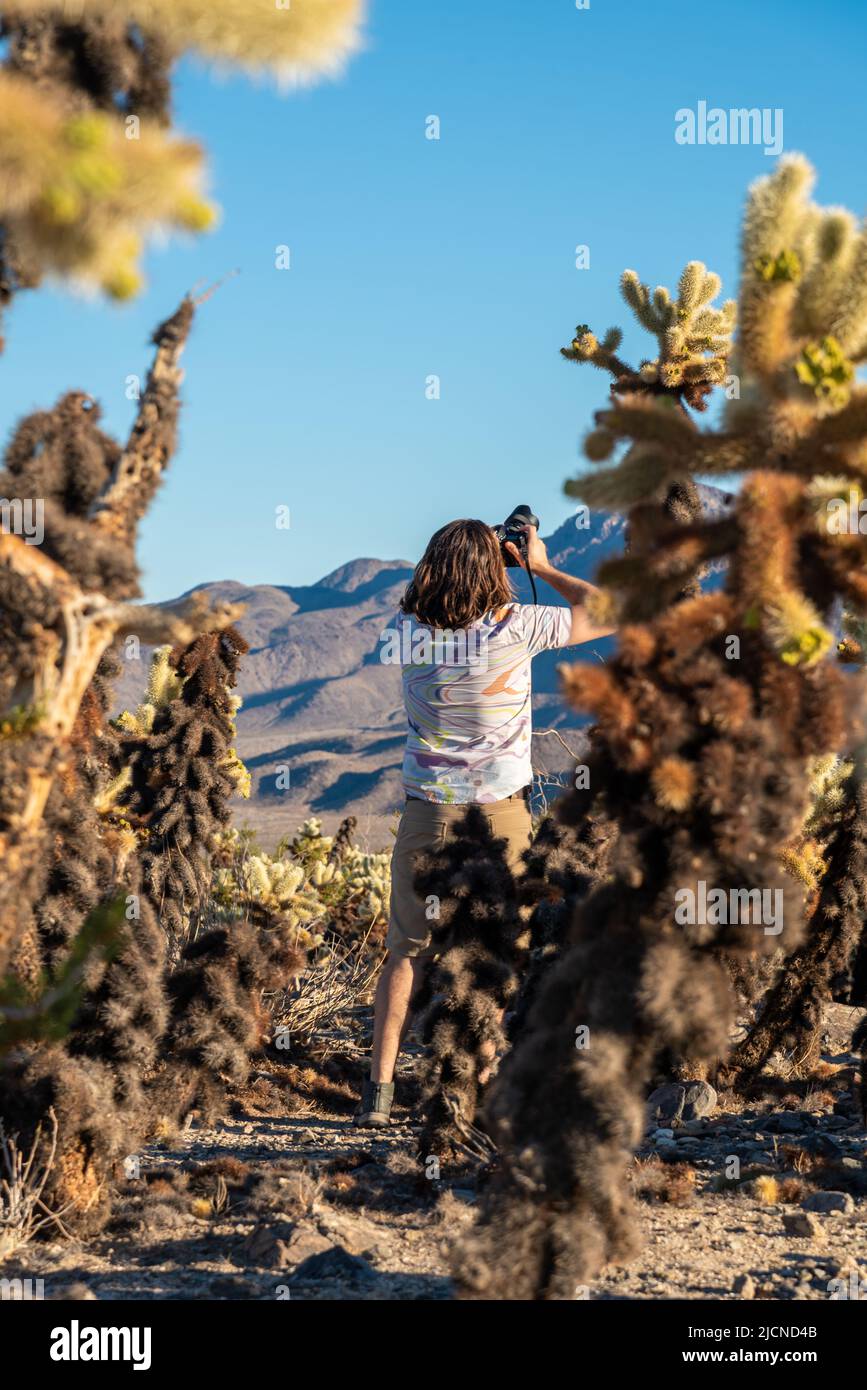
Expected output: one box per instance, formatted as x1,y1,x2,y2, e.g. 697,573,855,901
8,1009,867,1302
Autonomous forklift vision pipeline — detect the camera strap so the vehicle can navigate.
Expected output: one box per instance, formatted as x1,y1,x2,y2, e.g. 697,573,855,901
527,562,538,605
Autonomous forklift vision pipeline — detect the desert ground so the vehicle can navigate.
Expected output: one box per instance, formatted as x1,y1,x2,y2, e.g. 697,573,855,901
10,1003,865,1303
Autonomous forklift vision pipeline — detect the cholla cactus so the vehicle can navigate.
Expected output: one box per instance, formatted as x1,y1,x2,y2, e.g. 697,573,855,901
507,808,617,1040
115,647,183,739
209,821,392,956
342,850,392,924
0,71,213,301
725,750,858,1023
2,0,365,82
236,853,324,949
0,297,206,976
456,157,867,1300
286,817,333,867
157,902,307,1123
562,275,736,519
563,259,735,431
729,771,867,1079
731,155,867,401
327,814,357,865
0,0,365,310
0,0,367,1234
780,753,854,894
412,807,525,1161
111,629,251,948
729,740,867,1080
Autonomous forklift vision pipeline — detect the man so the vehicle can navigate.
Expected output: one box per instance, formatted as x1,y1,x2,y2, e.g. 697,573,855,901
355,516,613,1124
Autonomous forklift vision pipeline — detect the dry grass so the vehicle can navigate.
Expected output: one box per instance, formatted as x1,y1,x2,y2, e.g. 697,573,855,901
778,1177,808,1202
751,1175,780,1204
272,933,380,1054
632,1156,696,1205
779,1144,824,1174
0,1108,71,1259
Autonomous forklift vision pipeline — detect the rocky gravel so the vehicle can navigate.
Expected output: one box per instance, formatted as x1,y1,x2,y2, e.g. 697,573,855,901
5,1006,867,1301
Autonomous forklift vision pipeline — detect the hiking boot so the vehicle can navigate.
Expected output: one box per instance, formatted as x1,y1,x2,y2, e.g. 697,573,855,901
353,1077,394,1127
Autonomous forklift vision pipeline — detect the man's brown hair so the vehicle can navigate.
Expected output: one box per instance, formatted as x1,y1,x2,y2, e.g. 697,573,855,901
400,519,513,629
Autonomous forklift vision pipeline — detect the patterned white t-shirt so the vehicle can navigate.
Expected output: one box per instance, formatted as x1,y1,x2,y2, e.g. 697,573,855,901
382,603,572,804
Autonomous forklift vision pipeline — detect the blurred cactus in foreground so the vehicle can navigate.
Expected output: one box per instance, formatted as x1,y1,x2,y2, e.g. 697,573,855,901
2,0,365,81
0,0,365,319
0,1,367,1235
0,70,213,302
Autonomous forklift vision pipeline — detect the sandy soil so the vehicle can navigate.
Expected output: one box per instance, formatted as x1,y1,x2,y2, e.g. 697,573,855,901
6,1008,867,1302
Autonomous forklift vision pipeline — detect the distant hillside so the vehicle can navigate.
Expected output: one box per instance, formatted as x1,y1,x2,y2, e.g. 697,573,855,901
115,488,729,849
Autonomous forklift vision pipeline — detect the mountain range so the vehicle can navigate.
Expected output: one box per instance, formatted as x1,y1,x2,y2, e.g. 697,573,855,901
114,488,728,850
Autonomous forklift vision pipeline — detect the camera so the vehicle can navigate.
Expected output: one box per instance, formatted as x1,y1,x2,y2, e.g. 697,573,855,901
492,504,540,568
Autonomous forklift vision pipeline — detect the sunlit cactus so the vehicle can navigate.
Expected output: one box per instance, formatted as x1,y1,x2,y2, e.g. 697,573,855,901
455,156,867,1300
0,0,366,317
3,0,366,82
0,0,368,1241
0,72,214,300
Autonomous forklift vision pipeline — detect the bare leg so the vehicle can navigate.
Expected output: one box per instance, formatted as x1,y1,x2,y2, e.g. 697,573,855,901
370,954,427,1084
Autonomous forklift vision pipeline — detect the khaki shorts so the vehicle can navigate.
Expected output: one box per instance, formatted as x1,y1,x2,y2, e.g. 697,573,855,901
385,791,533,959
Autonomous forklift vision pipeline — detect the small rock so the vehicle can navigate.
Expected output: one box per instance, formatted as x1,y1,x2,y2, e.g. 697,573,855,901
290,1244,377,1284
316,1210,391,1261
647,1081,717,1127
682,1081,717,1121
733,1273,755,1299
647,1085,687,1126
285,1227,335,1264
680,1119,707,1136
783,1210,821,1238
241,1221,297,1268
805,1134,844,1159
768,1112,804,1134
801,1191,855,1215
652,1127,675,1140
47,1282,97,1301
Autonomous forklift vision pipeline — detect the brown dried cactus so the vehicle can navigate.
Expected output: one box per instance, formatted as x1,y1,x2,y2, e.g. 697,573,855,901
455,157,867,1299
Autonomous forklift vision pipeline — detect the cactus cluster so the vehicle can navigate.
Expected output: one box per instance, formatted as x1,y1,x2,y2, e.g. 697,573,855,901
0,0,368,1248
211,820,392,954
563,258,736,436
453,157,867,1300
0,71,213,302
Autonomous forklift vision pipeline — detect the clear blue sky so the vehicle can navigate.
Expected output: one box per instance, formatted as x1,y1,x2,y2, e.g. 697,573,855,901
2,0,866,602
